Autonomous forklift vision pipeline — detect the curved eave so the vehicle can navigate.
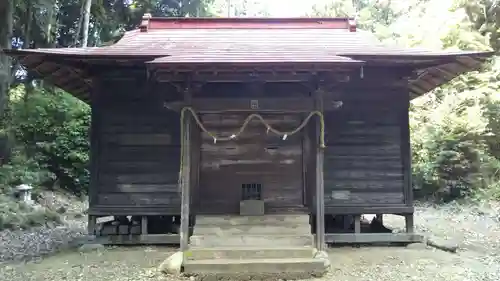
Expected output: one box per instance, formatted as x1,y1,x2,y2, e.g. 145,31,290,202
17,54,92,103
345,51,494,99
5,49,164,103
408,54,492,99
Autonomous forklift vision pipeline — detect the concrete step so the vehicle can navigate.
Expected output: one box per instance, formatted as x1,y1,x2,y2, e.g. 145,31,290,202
190,234,314,247
193,224,311,235
187,247,315,260
184,258,328,277
195,215,310,226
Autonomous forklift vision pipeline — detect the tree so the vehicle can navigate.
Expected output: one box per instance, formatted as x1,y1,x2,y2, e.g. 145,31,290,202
82,0,92,47
0,0,14,117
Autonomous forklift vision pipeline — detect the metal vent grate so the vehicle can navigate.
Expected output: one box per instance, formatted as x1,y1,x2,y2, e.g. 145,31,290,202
241,183,262,200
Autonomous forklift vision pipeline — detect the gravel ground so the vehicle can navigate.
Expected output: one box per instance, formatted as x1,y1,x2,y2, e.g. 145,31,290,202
0,201,499,281
0,191,88,263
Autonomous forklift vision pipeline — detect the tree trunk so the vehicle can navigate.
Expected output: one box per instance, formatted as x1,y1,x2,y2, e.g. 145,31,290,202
73,1,85,47
24,0,35,102
0,0,14,117
82,0,92,47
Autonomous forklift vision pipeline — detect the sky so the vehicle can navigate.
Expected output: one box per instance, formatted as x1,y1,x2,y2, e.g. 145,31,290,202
212,0,326,17
263,0,315,17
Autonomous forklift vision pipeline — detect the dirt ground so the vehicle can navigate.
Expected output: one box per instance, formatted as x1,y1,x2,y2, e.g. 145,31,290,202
1,203,499,281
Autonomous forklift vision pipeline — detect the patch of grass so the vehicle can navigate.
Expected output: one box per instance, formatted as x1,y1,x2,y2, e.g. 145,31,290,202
0,195,62,231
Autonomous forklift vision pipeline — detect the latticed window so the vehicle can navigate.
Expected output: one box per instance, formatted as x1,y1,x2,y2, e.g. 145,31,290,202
241,183,262,200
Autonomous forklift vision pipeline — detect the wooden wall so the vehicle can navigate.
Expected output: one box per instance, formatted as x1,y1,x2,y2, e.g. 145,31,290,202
320,88,412,214
87,75,413,217
197,113,305,214
88,78,183,216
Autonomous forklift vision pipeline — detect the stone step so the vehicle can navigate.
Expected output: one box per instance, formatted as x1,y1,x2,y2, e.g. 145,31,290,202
190,234,314,247
195,215,310,226
193,224,311,235
184,258,327,277
187,247,315,260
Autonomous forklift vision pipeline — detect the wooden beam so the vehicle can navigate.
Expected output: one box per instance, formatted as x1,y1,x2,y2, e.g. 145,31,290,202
87,206,181,216
156,72,317,83
164,97,343,113
89,234,180,245
314,88,326,252
325,233,423,244
324,206,414,215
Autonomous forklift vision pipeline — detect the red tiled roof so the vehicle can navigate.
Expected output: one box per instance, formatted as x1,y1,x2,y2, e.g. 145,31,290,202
3,16,494,100
9,25,480,59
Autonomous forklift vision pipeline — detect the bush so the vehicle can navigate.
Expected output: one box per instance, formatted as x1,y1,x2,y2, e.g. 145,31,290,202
3,86,91,195
0,195,62,231
411,61,500,202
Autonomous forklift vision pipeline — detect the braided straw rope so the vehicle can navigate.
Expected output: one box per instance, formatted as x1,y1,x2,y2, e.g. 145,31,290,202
177,106,326,190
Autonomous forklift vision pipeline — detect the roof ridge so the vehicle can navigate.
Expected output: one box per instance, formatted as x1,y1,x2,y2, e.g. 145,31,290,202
138,14,357,32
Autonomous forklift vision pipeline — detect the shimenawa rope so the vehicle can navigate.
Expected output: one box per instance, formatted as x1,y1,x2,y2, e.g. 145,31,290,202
177,106,326,190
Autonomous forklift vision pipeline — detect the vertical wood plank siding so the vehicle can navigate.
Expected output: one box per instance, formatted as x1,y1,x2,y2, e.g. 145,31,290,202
90,79,182,214
323,89,407,207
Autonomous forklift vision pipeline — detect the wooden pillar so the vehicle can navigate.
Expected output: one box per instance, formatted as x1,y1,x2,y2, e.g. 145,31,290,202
88,215,96,236
400,91,415,234
405,214,414,233
141,216,148,235
400,93,413,206
180,88,192,252
314,89,325,252
354,215,361,233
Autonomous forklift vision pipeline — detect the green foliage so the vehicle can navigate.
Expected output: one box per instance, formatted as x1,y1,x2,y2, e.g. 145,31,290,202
309,0,500,202
3,86,90,195
0,194,62,231
0,147,54,192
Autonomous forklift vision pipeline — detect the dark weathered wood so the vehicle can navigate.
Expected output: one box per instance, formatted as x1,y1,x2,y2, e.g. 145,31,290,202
405,214,414,233
91,234,180,245
400,94,413,206
89,81,101,210
180,90,192,252
167,97,343,113
325,205,413,215
325,145,401,156
91,80,182,214
325,233,424,244
301,115,309,206
197,113,304,214
191,123,201,210
88,206,180,216
88,215,97,235
118,225,130,235
99,174,180,185
100,184,178,193
314,89,326,252
102,133,173,146
97,193,180,205
325,170,403,180
354,215,361,233
191,97,315,113
141,216,148,235
99,146,181,162
324,180,404,191
322,94,407,210
327,191,404,205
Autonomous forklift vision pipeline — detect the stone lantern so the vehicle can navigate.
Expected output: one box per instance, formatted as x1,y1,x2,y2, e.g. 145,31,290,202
16,184,34,205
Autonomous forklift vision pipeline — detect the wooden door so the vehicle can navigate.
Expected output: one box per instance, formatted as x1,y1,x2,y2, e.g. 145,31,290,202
197,113,304,214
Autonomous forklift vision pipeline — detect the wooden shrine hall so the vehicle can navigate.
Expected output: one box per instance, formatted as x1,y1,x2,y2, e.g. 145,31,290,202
5,15,493,278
